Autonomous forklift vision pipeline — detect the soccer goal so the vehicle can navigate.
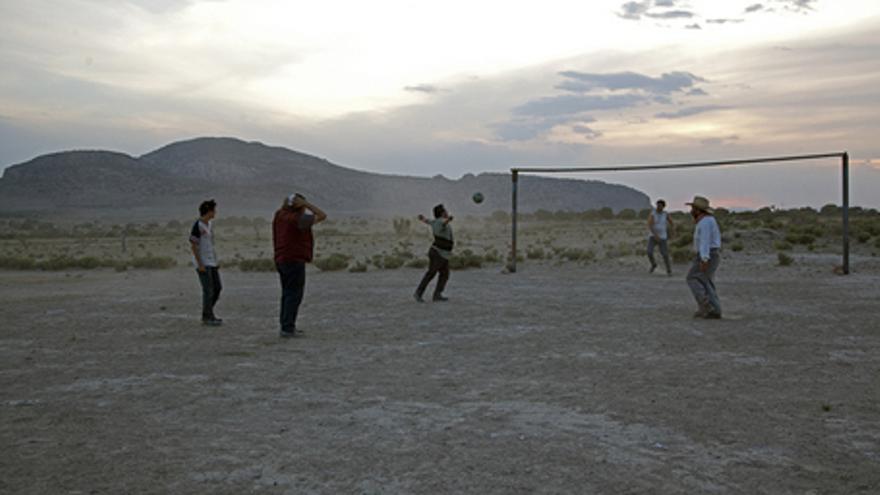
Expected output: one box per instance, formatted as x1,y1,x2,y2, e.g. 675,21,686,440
507,152,851,274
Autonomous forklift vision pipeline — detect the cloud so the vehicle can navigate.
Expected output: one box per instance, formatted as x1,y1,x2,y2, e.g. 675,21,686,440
687,88,708,96
700,135,740,145
617,1,651,20
776,0,817,13
654,105,728,119
645,10,696,19
514,93,647,117
572,124,603,139
404,84,442,94
706,18,744,24
557,71,706,95
654,0,676,6
686,23,702,29
745,3,765,13
492,116,589,141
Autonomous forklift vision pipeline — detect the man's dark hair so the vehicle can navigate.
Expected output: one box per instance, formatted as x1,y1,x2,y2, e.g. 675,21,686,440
433,204,445,219
656,199,666,206
199,199,217,217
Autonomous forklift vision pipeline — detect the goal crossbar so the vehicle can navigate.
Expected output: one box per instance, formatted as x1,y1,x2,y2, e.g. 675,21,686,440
508,151,851,274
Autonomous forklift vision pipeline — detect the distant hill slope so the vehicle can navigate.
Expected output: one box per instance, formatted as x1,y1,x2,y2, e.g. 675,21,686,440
0,137,650,219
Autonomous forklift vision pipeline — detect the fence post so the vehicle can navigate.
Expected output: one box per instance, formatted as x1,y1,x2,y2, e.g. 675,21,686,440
842,152,850,275
510,170,519,273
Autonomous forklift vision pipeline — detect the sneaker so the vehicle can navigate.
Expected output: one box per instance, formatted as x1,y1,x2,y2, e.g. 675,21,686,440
202,318,222,326
666,269,672,276
279,330,297,338
649,264,657,273
414,292,425,303
704,312,722,319
432,295,449,302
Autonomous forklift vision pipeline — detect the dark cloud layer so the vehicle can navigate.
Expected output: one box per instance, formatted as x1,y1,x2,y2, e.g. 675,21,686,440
557,71,706,95
654,105,728,119
404,84,441,94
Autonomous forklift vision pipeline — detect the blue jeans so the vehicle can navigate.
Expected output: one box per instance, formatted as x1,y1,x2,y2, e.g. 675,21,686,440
277,262,306,333
647,237,670,272
196,267,222,320
686,249,721,315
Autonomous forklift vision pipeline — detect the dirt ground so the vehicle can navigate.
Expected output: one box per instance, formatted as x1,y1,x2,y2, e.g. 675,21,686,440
2,255,879,494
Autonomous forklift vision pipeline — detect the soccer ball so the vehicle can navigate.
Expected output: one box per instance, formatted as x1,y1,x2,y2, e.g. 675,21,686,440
472,192,484,204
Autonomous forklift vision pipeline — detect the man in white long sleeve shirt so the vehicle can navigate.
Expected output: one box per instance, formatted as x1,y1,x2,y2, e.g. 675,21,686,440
686,196,722,319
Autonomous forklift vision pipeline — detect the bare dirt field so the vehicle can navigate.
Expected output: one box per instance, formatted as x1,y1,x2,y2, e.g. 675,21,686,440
2,256,879,494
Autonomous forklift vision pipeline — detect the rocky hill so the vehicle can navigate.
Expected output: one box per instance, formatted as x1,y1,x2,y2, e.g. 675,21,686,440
0,137,650,219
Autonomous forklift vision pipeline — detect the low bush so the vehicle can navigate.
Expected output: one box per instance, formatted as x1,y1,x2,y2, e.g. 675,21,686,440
560,248,595,262
449,249,483,270
406,258,428,269
671,248,691,264
129,256,177,269
731,242,744,252
238,258,276,272
314,253,350,271
778,252,794,266
526,247,545,260
381,255,406,270
773,241,793,251
349,261,368,273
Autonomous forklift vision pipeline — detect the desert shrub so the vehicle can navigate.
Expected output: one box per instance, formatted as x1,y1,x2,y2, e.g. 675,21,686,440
778,252,794,266
483,248,502,263
130,256,176,269
617,208,637,220
605,243,633,259
314,253,350,271
560,248,595,262
349,261,368,273
731,242,744,252
671,248,691,264
392,218,411,236
406,258,428,269
239,258,276,272
381,255,406,269
526,247,545,259
856,232,871,243
449,249,483,270
0,256,37,270
785,233,816,245
773,241,793,251
672,233,693,249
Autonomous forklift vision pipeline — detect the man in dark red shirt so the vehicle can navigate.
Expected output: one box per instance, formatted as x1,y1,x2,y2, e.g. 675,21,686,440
273,193,327,338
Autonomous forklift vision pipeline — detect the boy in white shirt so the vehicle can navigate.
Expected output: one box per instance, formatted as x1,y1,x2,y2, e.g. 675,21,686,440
685,196,722,319
190,199,222,326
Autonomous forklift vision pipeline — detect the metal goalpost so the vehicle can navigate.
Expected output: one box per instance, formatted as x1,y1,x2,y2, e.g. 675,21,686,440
508,152,851,274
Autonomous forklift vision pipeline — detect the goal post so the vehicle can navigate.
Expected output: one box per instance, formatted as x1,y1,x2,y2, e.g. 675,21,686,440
508,152,850,274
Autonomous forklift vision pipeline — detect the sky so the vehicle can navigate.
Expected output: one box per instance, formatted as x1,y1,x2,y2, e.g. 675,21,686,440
1,0,879,209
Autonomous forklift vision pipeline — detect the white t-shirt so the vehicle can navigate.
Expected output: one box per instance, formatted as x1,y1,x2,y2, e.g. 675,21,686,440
190,220,218,267
649,210,669,240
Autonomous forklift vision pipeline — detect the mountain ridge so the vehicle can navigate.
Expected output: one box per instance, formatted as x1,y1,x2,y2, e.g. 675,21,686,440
0,137,651,219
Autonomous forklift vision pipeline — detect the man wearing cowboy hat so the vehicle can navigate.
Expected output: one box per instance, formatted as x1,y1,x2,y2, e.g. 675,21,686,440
686,195,722,319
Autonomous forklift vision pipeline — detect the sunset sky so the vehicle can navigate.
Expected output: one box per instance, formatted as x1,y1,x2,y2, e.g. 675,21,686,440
1,0,878,209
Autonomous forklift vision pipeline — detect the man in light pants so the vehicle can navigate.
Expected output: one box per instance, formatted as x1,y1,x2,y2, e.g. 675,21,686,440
647,199,674,275
686,196,722,319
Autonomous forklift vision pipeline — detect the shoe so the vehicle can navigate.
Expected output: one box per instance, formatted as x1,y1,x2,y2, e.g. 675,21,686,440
693,310,709,318
649,264,657,273
666,269,672,276
202,318,222,326
704,312,722,319
414,292,425,303
279,330,297,338
432,295,448,302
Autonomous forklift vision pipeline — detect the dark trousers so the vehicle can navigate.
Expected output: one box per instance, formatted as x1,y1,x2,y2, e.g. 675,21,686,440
196,266,222,320
277,262,306,333
416,249,450,298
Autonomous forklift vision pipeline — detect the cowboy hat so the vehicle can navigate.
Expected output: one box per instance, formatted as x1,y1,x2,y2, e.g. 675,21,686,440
686,195,714,213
